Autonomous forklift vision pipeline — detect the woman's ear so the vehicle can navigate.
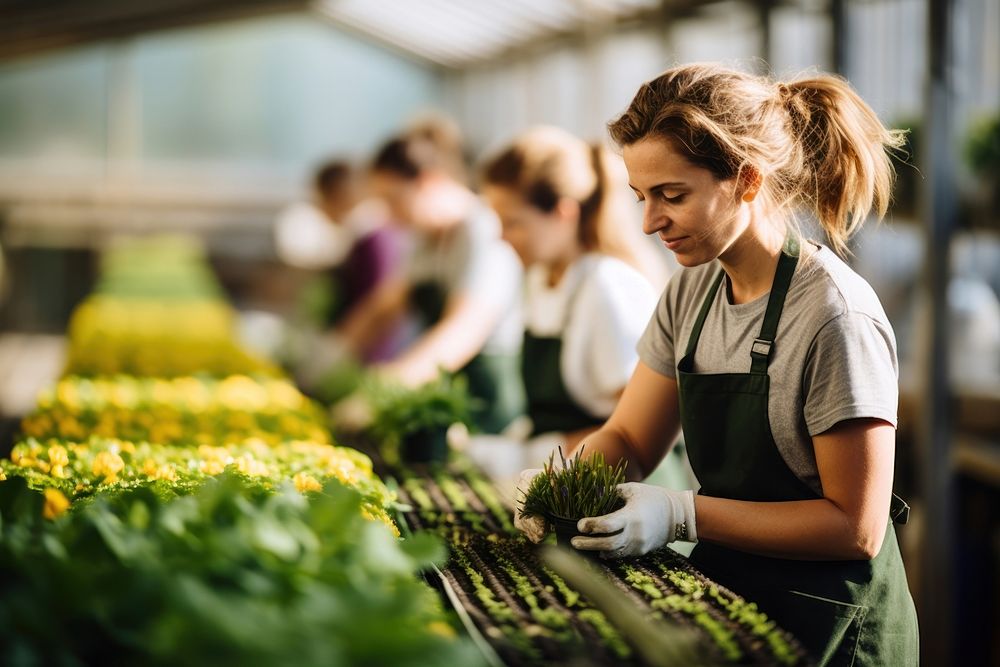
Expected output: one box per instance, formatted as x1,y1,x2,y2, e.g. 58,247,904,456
738,165,763,202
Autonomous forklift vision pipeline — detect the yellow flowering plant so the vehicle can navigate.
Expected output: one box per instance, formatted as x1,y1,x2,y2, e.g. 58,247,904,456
23,375,330,447
3,436,398,534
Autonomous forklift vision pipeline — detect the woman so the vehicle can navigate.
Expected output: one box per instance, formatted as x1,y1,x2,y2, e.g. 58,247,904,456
334,133,525,434
516,64,919,665
464,126,667,480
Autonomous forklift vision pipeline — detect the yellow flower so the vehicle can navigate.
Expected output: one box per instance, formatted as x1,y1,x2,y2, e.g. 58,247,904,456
293,472,322,493
362,506,401,537
142,458,159,477
235,455,268,477
43,488,70,520
48,445,69,467
0,468,6,481
154,465,178,482
92,450,125,484
200,460,226,475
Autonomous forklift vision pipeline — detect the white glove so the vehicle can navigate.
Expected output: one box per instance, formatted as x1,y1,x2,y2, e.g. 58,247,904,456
513,468,548,544
329,389,373,432
571,483,697,559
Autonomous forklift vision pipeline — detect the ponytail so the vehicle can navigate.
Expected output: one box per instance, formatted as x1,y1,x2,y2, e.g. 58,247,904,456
482,127,668,288
608,63,906,256
782,77,906,255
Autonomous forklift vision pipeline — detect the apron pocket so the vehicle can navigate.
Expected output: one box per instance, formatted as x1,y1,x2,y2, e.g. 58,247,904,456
781,590,868,667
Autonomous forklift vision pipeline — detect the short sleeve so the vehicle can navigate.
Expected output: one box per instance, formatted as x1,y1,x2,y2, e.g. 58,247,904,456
637,282,678,378
563,261,657,414
802,311,899,435
460,237,522,311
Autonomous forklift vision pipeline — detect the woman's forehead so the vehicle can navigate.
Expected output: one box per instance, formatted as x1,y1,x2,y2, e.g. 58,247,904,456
622,136,698,186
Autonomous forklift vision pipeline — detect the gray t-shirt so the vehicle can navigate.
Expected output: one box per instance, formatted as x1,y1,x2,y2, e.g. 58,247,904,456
638,242,898,495
405,200,523,355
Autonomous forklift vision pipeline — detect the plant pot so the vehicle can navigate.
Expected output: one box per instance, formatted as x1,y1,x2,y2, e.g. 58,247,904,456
400,427,449,464
547,514,618,558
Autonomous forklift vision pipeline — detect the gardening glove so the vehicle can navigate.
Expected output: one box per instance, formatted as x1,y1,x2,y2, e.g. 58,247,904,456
463,435,524,483
522,432,564,471
329,389,373,432
513,468,548,544
571,484,697,559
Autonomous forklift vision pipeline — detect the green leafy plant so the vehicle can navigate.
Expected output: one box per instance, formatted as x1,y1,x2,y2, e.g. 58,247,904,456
519,446,626,522
965,114,1000,176
0,473,484,667
369,372,475,442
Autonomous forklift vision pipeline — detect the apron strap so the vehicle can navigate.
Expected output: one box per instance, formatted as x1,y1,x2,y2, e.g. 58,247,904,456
749,235,800,375
683,271,726,359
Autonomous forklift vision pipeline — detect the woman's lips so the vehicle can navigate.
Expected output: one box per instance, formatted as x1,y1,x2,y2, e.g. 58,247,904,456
661,236,688,251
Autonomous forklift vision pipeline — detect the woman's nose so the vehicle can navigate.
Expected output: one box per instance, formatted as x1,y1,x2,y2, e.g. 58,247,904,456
642,203,665,236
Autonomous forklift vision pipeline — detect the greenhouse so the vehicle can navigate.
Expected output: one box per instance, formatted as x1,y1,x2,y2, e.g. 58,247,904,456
0,0,997,665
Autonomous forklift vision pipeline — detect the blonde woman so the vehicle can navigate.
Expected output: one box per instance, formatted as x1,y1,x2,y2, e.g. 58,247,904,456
462,126,675,483
516,65,918,666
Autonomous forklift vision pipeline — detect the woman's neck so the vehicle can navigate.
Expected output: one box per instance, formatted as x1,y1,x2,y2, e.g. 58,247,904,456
718,212,786,305
545,245,585,288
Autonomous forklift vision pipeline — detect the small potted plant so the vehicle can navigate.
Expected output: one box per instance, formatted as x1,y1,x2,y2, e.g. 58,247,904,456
518,446,627,551
369,372,475,464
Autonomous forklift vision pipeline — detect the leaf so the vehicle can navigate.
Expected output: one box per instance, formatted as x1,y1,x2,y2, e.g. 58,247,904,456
399,531,447,567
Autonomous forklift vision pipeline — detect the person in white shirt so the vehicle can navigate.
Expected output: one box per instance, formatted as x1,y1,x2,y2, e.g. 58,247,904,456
462,126,666,481
333,134,525,434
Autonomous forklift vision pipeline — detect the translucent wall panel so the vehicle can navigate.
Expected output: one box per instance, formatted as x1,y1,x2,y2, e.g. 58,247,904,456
0,46,108,166
846,0,925,122
770,5,832,75
593,29,669,139
135,15,443,168
524,46,586,138
669,2,761,68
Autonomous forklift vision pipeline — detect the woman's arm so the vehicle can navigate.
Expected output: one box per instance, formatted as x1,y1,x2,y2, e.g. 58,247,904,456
378,290,501,386
570,362,683,481
694,418,895,560
336,277,410,357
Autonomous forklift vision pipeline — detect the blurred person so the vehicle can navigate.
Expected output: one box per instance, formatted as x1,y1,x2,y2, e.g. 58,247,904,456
460,126,680,487
276,161,407,365
330,133,525,434
404,112,468,185
515,64,918,666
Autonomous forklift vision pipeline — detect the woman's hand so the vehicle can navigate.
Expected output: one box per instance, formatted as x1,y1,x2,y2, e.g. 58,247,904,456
513,468,548,543
572,484,697,558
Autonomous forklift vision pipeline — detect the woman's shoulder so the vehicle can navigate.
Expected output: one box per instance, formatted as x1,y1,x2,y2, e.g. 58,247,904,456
579,254,658,303
795,244,891,325
661,261,724,311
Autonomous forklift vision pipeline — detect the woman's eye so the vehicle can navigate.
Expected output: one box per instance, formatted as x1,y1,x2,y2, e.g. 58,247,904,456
662,192,685,203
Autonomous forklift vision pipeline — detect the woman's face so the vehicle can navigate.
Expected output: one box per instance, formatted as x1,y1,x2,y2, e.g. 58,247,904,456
372,171,420,226
623,134,746,268
484,185,577,266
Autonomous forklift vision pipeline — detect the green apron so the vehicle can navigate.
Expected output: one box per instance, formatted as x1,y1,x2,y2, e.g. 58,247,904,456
521,273,605,436
411,281,524,434
678,240,919,666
